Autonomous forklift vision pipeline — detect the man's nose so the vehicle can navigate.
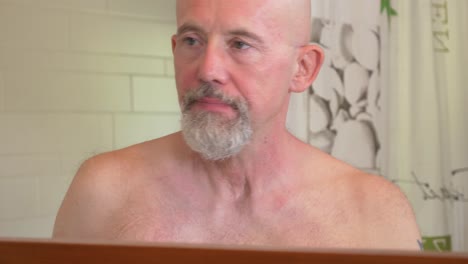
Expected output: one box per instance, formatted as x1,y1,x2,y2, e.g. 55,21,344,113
197,42,228,85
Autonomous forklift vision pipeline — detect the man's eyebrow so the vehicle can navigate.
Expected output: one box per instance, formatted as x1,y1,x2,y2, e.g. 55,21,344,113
177,23,264,45
228,29,264,44
177,23,205,36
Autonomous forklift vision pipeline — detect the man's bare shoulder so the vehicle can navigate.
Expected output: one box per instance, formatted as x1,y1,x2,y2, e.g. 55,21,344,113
60,132,184,197
53,150,128,239
53,133,185,239
300,150,421,250
355,172,421,250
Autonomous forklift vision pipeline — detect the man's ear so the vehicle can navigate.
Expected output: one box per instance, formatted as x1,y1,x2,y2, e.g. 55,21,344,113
171,35,177,55
290,44,324,93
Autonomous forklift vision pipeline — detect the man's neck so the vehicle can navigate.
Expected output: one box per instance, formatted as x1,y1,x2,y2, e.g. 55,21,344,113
192,127,299,204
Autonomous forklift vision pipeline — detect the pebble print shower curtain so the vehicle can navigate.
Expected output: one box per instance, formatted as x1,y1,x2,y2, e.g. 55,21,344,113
286,0,468,251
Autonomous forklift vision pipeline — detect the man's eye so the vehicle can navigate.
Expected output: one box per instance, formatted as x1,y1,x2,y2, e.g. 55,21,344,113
232,41,251,50
183,37,199,46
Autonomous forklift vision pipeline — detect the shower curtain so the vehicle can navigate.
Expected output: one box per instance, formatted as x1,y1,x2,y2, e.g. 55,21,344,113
287,0,468,251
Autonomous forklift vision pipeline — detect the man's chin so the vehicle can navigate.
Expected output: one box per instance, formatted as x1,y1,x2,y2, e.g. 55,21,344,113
181,105,253,162
181,124,249,161
183,137,243,161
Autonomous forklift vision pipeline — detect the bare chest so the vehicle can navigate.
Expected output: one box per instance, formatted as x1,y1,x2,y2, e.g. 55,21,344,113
111,201,361,248
109,169,364,247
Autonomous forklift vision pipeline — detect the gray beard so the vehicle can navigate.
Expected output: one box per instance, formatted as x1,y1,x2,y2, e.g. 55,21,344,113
181,84,252,161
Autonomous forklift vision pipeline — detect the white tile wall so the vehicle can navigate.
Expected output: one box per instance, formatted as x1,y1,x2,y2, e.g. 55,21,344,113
38,175,71,216
108,0,176,21
31,7,69,50
133,77,180,112
114,113,180,149
60,154,92,181
0,0,107,10
0,49,166,75
0,216,55,238
165,58,175,77
0,113,114,155
38,0,107,10
0,155,61,178
0,177,38,220
0,3,69,50
47,52,166,75
0,155,63,217
5,71,132,112
0,3,32,47
70,12,176,56
0,1,179,237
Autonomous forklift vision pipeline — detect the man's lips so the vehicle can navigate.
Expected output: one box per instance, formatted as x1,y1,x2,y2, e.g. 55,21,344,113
190,97,236,113
197,97,228,105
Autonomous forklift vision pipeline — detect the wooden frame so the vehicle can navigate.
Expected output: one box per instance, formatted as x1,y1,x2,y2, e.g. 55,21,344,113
1,238,467,264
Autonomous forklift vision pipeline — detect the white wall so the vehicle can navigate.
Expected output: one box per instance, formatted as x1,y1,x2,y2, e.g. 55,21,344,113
0,0,179,238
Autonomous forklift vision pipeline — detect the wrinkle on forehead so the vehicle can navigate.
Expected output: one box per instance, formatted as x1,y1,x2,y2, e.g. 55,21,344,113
176,0,311,46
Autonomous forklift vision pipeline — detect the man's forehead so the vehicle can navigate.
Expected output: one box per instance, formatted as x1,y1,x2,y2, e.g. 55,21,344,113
176,0,276,14
175,0,311,45
175,0,309,17
176,0,281,24
176,1,289,39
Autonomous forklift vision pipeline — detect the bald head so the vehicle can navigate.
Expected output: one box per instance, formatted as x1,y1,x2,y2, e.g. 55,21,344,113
283,0,312,45
175,0,311,46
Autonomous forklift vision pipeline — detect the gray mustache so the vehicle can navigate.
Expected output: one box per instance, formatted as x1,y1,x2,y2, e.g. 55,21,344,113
183,84,240,112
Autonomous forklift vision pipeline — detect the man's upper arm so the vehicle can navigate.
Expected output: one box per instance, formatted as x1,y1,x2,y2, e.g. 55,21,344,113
53,154,125,239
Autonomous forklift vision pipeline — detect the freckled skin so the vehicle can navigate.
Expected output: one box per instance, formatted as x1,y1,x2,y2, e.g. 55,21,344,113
53,0,422,250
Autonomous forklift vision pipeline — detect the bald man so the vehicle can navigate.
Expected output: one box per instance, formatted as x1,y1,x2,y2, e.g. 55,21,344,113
53,0,421,250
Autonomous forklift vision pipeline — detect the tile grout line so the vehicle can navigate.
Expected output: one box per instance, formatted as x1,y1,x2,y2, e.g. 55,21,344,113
0,71,4,113
112,113,117,151
129,75,135,112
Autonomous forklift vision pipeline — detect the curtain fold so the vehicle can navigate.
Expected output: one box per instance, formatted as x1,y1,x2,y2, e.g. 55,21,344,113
386,0,468,252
